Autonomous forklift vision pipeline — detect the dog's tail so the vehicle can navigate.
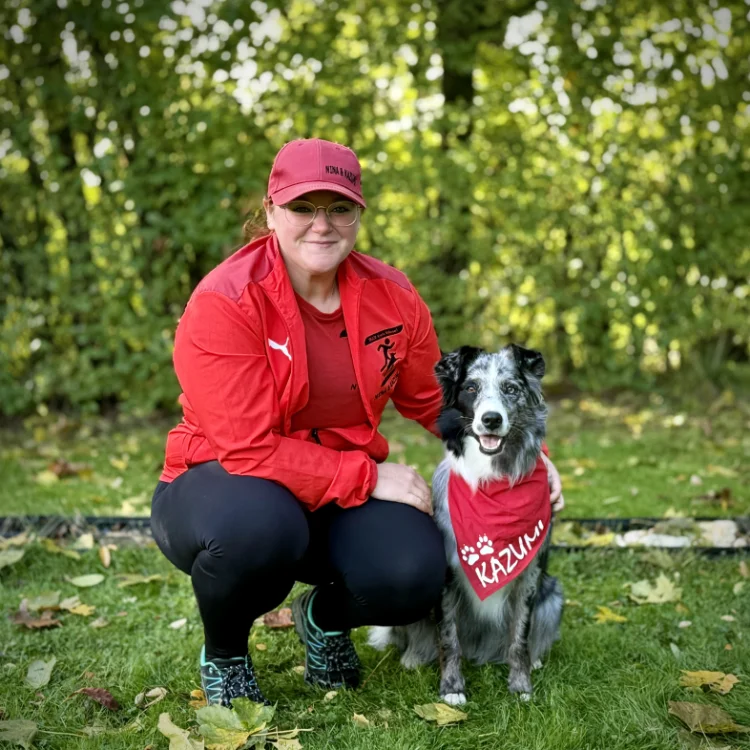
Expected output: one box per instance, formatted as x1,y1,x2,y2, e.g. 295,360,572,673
529,574,564,664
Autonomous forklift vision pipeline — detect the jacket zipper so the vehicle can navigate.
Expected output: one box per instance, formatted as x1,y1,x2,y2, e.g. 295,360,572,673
311,428,322,445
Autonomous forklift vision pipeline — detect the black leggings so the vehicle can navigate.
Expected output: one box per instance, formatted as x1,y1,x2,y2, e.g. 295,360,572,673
151,461,447,660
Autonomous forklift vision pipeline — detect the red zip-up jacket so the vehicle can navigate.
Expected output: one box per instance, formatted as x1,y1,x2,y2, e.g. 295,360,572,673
159,233,444,511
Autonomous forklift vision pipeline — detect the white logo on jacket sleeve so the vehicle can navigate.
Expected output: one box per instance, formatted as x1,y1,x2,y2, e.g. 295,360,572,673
268,337,292,362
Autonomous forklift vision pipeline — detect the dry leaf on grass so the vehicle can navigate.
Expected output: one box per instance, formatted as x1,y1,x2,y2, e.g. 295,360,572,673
739,561,749,579
11,600,61,630
67,574,104,588
0,532,31,550
352,713,370,728
27,591,61,611
170,618,187,630
98,545,111,568
39,539,80,560
669,701,750,734
72,533,95,551
262,608,294,629
25,658,57,689
189,689,207,709
255,643,267,651
71,687,120,711
135,687,168,708
115,573,165,588
158,712,205,749
0,549,25,570
271,739,302,749
680,671,739,695
197,698,275,749
627,574,682,604
0,719,37,749
89,617,109,629
414,703,468,726
593,606,627,624
323,691,337,702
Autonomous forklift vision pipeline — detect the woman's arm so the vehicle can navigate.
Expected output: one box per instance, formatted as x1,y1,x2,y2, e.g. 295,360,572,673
173,291,378,511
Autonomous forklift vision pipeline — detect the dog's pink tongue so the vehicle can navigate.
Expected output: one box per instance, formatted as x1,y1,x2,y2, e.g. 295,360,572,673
480,435,501,450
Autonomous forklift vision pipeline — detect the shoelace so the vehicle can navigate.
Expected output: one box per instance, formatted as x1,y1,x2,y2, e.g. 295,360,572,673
204,660,267,707
317,632,360,673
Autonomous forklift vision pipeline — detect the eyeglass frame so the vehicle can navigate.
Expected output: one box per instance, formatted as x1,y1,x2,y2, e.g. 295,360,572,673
275,199,362,228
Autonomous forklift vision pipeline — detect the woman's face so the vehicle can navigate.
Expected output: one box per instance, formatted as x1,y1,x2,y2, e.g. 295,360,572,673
265,190,361,278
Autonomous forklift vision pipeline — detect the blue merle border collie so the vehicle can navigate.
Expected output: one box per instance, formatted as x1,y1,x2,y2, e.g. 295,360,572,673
369,344,563,704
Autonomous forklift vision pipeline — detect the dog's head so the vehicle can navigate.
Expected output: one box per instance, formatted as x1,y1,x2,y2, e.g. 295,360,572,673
434,344,548,480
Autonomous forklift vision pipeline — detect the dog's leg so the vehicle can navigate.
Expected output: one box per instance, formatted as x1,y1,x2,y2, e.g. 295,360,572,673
437,585,466,705
506,582,534,700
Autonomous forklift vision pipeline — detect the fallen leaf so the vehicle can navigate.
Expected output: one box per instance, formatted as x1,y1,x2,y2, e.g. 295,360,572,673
725,644,733,651
11,601,62,630
189,689,207,709
72,687,120,711
255,643,267,651
733,582,745,595
72,533,95,551
720,615,736,622
668,701,750,733
262,608,294,629
197,698,274,748
115,573,165,587
35,470,60,486
69,603,96,617
670,643,682,659
680,671,739,695
0,719,38,749
169,618,187,630
271,739,302,750
89,617,110,629
323,691,337,702
292,666,305,675
158,712,205,749
678,621,692,628
628,574,682,604
39,539,80,560
352,713,371,728
0,549,25,570
140,687,168,708
583,532,616,547
27,591,61,611
25,658,57,689
48,459,93,479
98,545,111,568
740,561,749,579
0,532,30,550
594,606,627,624
68,574,105,588
414,703,468,726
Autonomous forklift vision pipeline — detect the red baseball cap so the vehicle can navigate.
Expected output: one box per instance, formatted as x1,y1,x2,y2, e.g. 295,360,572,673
267,138,366,208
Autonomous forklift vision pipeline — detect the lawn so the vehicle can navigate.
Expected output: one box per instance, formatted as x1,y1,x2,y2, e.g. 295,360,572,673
0,395,749,749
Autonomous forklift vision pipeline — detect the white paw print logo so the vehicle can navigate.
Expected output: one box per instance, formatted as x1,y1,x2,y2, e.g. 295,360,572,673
477,535,494,556
460,545,479,566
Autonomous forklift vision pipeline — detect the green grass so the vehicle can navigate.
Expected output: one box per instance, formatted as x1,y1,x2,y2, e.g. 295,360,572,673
0,544,748,749
0,395,748,748
1,394,748,518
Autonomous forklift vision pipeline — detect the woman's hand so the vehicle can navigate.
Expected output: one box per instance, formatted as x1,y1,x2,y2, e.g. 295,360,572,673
541,453,565,513
372,462,432,515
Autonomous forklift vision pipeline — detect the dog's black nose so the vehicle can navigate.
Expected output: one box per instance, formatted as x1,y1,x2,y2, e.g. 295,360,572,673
481,411,504,430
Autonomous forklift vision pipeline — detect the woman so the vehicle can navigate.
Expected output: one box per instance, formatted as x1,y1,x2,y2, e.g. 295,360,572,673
151,138,564,707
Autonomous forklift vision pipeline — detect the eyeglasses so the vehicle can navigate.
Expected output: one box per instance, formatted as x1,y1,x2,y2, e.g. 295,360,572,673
278,200,361,228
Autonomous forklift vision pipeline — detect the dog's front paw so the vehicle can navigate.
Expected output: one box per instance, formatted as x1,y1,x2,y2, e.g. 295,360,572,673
442,691,467,706
508,669,533,698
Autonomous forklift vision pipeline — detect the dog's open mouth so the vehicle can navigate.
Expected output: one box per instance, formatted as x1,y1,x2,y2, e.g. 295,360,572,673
476,434,504,455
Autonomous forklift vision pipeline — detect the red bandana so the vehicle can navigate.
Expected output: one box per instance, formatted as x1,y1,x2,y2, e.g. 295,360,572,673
448,456,551,600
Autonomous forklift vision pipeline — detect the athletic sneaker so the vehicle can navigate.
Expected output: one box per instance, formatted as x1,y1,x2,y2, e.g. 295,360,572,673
291,587,361,689
199,645,270,707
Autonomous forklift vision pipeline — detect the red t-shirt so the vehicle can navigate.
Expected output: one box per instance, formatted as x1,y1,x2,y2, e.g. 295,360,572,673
290,294,369,432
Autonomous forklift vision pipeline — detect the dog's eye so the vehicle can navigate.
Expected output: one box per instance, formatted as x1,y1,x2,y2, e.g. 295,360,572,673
464,383,477,394
502,383,518,395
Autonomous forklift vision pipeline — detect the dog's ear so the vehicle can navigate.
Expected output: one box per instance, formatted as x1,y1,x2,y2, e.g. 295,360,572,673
434,346,484,406
510,344,545,380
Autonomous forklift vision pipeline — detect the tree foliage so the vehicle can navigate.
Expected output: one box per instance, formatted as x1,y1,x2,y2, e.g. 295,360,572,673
1,0,748,415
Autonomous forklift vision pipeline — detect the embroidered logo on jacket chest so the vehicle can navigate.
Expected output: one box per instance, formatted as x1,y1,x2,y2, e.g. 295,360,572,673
365,325,404,394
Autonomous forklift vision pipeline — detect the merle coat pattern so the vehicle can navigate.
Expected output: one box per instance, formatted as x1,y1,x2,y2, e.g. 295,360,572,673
368,344,563,704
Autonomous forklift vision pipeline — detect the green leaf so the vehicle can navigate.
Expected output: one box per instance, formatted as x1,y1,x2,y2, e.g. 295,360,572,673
0,549,25,570
230,698,275,730
0,720,38,749
115,573,165,587
25,657,57,689
414,703,468,725
195,705,246,732
627,574,681,604
68,574,105,588
27,591,61,611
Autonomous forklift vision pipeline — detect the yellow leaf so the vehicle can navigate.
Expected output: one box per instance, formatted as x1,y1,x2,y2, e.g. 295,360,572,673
157,712,205,749
99,545,111,568
680,671,739,695
413,703,468,725
352,713,370,728
35,470,60,486
628,574,681,604
668,701,750,733
68,574,105,588
583,532,616,547
593,606,627,624
189,689,207,709
69,603,96,617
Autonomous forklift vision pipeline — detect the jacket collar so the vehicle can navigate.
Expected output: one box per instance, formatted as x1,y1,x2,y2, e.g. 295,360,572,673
258,233,375,430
